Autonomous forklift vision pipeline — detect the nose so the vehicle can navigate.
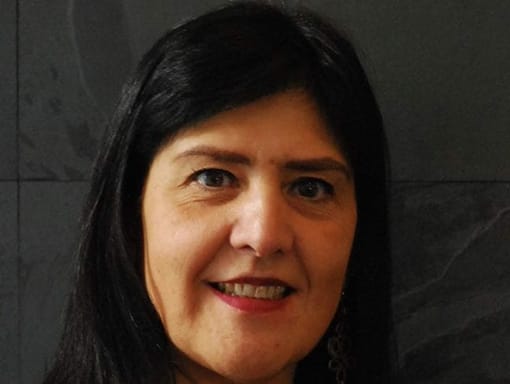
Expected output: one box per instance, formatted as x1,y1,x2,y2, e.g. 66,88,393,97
229,182,294,258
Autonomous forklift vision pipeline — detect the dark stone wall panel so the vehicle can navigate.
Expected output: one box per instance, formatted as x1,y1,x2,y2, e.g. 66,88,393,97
19,182,87,384
303,0,510,181
0,183,18,383
391,182,510,383
0,0,17,179
19,0,133,180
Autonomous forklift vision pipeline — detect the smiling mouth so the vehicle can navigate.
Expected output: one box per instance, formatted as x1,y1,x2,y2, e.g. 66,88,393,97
210,282,293,300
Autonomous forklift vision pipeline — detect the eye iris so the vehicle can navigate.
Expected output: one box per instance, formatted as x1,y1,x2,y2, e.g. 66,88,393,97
198,170,227,187
298,180,320,198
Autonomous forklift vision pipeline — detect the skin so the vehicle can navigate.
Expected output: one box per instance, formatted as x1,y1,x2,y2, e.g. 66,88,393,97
142,90,357,384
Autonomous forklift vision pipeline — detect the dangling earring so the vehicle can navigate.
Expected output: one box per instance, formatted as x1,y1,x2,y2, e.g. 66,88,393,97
328,298,348,384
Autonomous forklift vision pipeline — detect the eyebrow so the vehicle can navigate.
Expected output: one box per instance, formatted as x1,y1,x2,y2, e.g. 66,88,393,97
175,145,351,179
174,146,251,165
284,158,352,179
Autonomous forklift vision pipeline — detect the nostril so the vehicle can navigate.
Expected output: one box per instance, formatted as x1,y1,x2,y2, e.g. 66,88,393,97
253,247,284,258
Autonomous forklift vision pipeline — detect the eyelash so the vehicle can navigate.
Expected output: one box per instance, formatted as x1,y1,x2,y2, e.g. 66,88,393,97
191,168,237,188
190,169,334,201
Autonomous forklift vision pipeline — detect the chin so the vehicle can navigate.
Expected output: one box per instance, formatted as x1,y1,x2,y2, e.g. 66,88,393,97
222,338,301,378
213,358,296,384
181,345,301,384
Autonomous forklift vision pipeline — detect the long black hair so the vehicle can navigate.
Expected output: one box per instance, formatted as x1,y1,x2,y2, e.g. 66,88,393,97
43,2,393,383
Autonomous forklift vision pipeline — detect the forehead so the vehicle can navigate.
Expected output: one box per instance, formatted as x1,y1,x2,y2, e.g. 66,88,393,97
162,90,345,162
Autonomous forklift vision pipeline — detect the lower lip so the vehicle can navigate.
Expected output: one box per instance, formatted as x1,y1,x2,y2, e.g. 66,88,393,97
210,287,290,312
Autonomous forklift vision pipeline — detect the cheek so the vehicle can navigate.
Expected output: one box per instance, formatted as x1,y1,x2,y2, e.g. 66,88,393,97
291,235,351,360
144,221,194,294
308,250,349,314
304,214,356,311
142,204,229,325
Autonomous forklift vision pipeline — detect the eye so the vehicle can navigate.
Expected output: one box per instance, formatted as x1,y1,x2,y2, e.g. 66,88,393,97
290,177,334,200
192,168,236,188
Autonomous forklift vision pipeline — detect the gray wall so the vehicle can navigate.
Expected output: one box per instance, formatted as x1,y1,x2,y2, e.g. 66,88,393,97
1,1,509,383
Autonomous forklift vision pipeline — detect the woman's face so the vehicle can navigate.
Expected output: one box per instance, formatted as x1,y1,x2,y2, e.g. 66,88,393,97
142,90,357,384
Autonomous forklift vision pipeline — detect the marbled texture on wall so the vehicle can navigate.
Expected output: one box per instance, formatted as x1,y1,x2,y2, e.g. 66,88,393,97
19,0,132,180
391,183,510,383
1,1,509,383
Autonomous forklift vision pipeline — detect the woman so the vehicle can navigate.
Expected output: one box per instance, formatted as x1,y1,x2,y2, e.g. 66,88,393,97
43,2,393,383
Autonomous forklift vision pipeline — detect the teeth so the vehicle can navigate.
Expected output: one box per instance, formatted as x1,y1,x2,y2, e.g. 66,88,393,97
216,282,288,300
243,284,255,296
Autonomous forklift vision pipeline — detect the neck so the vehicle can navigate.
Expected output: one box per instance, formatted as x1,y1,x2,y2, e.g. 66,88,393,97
174,360,295,384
